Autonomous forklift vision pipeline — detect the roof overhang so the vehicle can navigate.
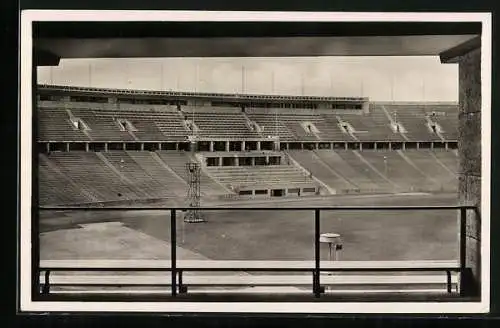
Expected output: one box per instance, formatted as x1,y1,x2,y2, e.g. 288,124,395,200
36,35,479,60
33,21,482,65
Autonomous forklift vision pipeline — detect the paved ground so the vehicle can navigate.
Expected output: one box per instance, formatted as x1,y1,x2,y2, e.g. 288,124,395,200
40,192,459,262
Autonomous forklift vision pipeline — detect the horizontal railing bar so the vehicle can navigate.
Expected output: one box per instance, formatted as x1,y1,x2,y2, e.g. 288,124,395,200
39,267,461,272
39,268,172,272
38,205,477,211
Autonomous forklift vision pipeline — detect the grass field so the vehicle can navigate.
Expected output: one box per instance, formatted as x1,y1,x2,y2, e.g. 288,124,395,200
40,192,460,262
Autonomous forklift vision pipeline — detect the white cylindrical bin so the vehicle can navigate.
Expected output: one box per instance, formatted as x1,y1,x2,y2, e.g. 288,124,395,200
320,233,342,262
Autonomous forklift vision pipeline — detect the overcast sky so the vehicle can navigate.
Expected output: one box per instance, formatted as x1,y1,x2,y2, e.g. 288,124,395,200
37,57,458,102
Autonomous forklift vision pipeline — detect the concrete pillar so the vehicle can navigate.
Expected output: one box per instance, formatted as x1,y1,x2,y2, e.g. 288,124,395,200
225,141,230,152
256,141,261,151
442,38,481,297
235,156,240,166
457,47,482,297
85,143,89,152
359,143,363,151
416,142,420,150
210,141,214,152
402,142,406,151
286,143,290,150
218,157,222,166
374,142,377,150
140,143,145,151
158,142,162,151
66,143,70,152
251,157,255,166
175,143,179,151
330,142,333,149
122,143,126,151
345,143,348,150
105,143,109,152
430,142,434,150
241,140,246,151
46,143,50,153
445,142,449,150
315,142,319,149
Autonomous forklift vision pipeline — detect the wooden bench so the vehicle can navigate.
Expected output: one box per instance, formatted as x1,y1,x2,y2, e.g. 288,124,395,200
39,260,461,296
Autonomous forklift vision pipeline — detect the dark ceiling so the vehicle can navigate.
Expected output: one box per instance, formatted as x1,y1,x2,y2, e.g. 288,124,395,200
33,21,481,63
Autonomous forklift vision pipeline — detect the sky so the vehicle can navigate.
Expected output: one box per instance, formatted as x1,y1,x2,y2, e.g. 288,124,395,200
37,56,459,102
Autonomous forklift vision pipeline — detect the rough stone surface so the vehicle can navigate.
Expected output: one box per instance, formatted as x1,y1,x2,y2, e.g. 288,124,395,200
456,45,481,296
458,112,482,176
466,236,481,283
458,47,481,115
458,174,482,205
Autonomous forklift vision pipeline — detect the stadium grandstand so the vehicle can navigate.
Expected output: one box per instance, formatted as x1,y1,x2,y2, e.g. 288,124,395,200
37,84,458,207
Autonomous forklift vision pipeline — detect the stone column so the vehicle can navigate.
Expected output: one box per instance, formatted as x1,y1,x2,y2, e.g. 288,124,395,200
458,47,482,297
210,141,214,152
225,141,230,152
442,37,481,297
256,141,261,151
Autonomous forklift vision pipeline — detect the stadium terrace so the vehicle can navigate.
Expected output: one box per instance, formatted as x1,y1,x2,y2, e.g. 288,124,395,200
36,84,459,206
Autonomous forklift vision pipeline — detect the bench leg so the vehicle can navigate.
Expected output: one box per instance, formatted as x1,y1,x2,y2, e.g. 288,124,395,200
41,270,51,295
446,271,452,294
313,272,321,298
178,271,188,294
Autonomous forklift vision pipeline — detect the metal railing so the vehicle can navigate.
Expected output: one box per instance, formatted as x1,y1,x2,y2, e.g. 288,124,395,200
36,205,477,299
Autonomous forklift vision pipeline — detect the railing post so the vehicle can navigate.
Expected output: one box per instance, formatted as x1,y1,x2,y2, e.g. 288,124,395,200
459,207,467,296
171,209,177,297
314,209,321,298
42,270,51,295
446,270,452,294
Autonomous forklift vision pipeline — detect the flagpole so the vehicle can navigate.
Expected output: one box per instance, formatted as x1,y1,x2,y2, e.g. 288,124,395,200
301,72,304,96
330,72,334,96
242,65,245,94
391,75,394,102
272,70,277,137
160,62,164,91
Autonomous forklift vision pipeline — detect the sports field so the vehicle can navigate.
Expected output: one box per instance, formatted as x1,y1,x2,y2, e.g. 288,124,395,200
40,192,459,262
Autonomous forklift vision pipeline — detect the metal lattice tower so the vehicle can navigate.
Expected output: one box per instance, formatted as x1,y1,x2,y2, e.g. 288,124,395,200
184,160,205,223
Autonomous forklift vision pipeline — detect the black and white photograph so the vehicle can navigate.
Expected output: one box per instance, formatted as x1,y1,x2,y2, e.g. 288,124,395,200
19,11,491,314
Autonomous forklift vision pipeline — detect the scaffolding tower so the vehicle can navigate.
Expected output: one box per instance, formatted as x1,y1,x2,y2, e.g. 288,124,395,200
184,160,205,223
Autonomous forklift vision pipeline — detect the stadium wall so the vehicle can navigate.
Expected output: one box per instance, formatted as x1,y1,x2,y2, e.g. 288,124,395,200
455,45,482,296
